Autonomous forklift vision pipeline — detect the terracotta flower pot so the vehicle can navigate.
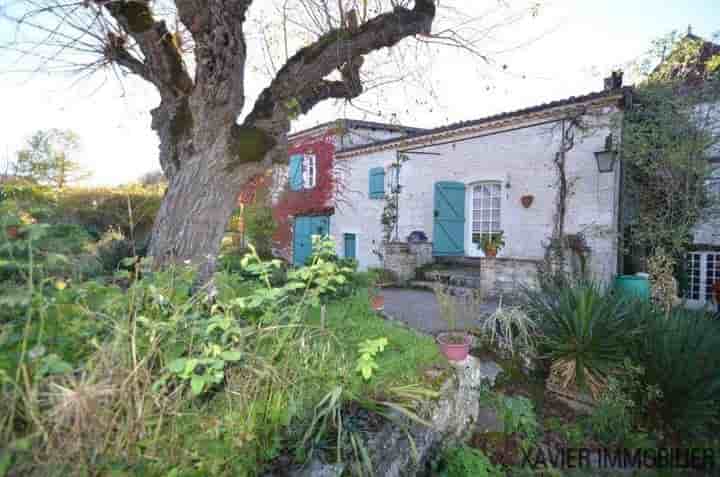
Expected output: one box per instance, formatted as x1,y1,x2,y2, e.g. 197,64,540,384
520,194,534,208
484,247,498,258
436,332,472,361
370,294,385,312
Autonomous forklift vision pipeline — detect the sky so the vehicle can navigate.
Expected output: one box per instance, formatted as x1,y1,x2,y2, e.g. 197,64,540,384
0,0,718,185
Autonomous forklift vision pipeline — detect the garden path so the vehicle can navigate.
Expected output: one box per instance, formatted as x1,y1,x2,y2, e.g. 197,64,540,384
381,288,499,335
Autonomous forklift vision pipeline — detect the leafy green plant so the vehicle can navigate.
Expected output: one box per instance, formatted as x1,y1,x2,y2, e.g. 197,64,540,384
523,281,634,398
435,445,501,477
479,232,505,255
632,307,720,439
93,227,134,273
356,337,388,381
493,394,538,450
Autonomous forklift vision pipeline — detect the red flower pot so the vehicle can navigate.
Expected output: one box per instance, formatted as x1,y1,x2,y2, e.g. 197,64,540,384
371,294,385,312
437,332,472,361
521,194,534,208
484,247,498,258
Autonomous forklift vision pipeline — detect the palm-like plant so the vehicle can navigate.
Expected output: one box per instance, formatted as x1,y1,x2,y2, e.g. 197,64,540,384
524,282,633,398
633,308,720,439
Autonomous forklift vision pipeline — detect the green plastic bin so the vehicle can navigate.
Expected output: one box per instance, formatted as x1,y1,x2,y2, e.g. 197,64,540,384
614,274,650,301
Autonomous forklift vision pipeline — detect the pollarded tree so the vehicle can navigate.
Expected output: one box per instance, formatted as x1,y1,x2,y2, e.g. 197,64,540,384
1,0,540,281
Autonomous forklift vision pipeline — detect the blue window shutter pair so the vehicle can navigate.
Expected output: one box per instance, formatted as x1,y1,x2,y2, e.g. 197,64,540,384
369,167,385,199
289,155,303,191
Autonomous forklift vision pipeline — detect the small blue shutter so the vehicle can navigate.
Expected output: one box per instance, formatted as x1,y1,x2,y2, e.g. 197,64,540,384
289,154,303,191
344,233,356,259
369,167,385,199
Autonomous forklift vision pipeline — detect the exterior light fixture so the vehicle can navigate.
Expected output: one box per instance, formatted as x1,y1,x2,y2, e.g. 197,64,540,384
594,134,618,173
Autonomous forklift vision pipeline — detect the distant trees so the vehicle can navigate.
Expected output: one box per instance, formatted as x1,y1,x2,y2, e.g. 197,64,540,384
14,129,90,189
138,170,166,186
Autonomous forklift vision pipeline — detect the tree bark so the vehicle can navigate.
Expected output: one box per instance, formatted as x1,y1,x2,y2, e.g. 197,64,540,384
147,122,265,282
133,0,437,283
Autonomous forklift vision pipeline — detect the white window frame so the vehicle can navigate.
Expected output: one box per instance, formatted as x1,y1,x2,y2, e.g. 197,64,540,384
685,251,720,309
466,181,503,257
302,154,317,189
707,167,720,198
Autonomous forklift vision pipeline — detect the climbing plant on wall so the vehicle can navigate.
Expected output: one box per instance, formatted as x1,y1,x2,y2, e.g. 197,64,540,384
621,33,720,262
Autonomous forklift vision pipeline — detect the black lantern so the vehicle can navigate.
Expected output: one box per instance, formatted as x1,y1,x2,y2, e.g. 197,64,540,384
594,134,618,173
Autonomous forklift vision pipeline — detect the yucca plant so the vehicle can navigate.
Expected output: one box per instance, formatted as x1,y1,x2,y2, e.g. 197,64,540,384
523,281,635,398
633,307,720,439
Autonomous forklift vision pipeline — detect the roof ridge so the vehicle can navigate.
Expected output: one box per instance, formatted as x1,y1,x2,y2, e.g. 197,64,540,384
336,87,632,156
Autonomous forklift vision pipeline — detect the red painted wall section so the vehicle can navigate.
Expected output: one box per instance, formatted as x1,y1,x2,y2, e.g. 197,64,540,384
236,129,337,262
273,130,336,261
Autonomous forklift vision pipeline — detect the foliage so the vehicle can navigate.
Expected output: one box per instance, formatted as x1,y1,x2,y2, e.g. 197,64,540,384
242,187,276,259
480,297,536,357
631,306,720,439
647,248,680,314
523,281,634,398
92,227,135,273
13,129,90,189
380,193,398,242
355,337,388,381
431,276,485,335
492,394,539,449
479,231,505,253
622,34,720,260
0,220,99,283
435,446,502,477
0,246,443,476
54,183,163,241
586,361,642,446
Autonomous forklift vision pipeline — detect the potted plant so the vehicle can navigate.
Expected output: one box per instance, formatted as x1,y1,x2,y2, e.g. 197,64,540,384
433,283,472,361
480,232,505,258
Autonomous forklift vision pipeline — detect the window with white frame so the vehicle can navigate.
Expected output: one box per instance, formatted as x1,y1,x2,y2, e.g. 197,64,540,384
471,182,502,245
302,154,317,189
707,166,720,198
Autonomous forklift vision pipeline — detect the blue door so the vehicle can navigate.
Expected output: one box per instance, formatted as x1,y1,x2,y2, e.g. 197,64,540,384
293,215,330,266
433,181,466,256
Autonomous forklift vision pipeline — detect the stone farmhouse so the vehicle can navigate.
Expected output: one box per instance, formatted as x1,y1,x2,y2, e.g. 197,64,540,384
330,80,629,297
237,34,720,306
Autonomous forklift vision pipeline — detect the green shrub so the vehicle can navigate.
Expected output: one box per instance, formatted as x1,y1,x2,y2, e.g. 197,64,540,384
523,281,635,398
632,307,720,438
54,184,163,240
436,446,501,477
93,228,135,273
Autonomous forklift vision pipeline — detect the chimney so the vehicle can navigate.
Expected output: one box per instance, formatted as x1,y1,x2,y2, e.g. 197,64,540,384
603,70,624,91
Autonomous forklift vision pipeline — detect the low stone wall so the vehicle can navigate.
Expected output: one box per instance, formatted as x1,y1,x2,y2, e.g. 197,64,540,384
288,356,501,477
383,241,433,285
427,257,540,299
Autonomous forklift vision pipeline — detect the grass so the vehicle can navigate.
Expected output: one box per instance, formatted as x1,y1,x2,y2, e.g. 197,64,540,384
306,288,449,395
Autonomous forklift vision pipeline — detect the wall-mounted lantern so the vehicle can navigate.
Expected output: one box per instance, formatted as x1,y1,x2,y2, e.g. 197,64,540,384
594,134,618,173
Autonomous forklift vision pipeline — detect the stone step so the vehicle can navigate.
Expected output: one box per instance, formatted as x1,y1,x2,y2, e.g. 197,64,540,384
419,270,483,289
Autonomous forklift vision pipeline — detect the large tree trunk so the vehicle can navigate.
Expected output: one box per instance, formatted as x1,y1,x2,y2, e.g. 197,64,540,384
148,121,264,283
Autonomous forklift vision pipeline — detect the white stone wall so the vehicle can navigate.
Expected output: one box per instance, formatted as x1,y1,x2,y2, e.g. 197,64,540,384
331,111,623,284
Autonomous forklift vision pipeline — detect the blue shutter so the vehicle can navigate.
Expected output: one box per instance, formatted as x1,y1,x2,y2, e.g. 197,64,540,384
369,167,385,199
344,233,357,259
289,154,303,191
432,181,466,256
